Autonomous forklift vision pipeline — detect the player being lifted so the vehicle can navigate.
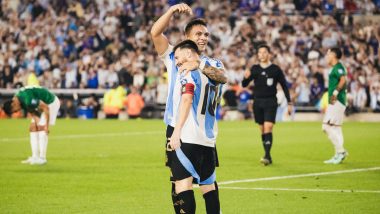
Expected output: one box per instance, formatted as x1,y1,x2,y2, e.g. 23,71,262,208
169,40,222,214
3,86,60,165
150,3,226,213
322,47,348,164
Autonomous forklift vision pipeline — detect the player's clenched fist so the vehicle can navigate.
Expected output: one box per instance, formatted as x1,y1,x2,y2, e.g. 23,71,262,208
169,3,193,15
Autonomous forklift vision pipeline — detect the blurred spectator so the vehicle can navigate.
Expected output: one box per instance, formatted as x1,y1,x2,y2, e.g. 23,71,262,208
370,82,380,112
237,88,252,119
310,76,323,106
294,75,310,106
2,65,14,88
103,85,126,119
156,76,168,106
61,99,77,118
351,82,368,112
124,86,145,119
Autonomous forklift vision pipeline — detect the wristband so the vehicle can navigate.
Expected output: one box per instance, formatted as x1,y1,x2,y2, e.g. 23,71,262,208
333,89,339,96
199,60,206,70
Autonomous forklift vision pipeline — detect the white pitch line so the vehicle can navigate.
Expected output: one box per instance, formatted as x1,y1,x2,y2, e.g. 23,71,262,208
0,131,162,142
219,167,380,185
219,186,380,194
0,127,250,142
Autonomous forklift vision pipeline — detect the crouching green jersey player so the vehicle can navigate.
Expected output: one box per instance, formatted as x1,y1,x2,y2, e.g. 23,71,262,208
3,86,60,165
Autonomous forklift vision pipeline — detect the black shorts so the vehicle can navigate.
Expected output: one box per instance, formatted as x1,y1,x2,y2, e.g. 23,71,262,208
170,143,216,185
253,97,278,125
165,125,219,167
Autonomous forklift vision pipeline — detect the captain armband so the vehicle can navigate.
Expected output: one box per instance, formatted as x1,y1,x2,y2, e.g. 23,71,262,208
181,83,195,95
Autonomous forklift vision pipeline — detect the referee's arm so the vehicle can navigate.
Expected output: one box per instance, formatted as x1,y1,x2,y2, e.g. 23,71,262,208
242,67,254,87
277,68,291,104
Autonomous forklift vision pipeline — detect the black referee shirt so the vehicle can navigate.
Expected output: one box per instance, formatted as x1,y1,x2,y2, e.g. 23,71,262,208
242,63,291,102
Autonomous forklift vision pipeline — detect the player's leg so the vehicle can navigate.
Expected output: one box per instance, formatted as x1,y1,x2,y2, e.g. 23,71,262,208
322,103,347,164
22,120,39,164
165,125,181,214
171,143,199,214
36,97,60,164
200,146,220,214
325,102,347,164
333,102,347,155
36,123,47,164
33,114,47,165
200,184,219,214
322,123,339,163
175,177,196,214
212,147,220,203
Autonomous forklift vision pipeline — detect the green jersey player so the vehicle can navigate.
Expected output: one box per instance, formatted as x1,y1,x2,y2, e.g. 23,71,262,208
3,86,60,165
322,48,348,164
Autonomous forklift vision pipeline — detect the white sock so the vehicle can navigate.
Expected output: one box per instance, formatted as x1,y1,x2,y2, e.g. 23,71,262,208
38,131,48,160
323,125,339,154
30,132,39,159
332,126,345,153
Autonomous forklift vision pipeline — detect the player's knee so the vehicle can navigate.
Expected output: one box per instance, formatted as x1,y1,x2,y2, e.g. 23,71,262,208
263,123,273,133
200,183,216,195
175,177,193,194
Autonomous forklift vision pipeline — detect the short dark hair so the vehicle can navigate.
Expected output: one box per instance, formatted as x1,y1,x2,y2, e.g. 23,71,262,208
2,100,13,116
257,44,271,53
329,47,342,59
184,18,207,35
173,40,200,55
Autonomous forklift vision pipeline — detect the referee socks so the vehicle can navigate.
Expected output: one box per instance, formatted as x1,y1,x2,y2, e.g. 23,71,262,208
263,133,273,160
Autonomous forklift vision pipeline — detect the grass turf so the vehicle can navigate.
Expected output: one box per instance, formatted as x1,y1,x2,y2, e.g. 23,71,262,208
0,119,379,213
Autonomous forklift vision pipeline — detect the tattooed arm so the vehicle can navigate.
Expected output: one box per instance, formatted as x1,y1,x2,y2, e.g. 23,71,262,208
200,63,228,84
180,59,228,84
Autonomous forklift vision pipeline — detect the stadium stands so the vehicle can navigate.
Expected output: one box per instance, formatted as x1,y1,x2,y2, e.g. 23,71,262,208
0,0,380,118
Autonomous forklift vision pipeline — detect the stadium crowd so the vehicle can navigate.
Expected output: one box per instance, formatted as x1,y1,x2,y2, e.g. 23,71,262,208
1,0,380,119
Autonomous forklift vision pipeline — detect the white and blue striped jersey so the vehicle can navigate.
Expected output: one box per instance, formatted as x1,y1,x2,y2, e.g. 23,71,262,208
172,70,223,147
159,45,224,127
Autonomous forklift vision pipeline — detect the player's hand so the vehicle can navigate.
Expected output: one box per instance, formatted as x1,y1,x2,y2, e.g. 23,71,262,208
179,60,199,73
244,69,251,79
44,125,49,135
169,130,181,150
170,3,193,15
330,95,337,104
287,104,293,116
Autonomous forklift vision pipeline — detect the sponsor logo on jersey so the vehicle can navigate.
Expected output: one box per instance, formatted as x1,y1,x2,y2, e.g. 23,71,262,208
267,78,273,86
180,78,187,85
31,99,38,105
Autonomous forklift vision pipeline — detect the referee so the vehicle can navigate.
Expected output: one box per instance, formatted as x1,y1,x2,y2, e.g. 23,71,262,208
242,44,292,166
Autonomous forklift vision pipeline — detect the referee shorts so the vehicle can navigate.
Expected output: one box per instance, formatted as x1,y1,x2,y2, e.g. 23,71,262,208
253,97,278,125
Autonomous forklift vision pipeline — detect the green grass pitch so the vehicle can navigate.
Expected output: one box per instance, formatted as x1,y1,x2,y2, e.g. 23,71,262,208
1,119,379,213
